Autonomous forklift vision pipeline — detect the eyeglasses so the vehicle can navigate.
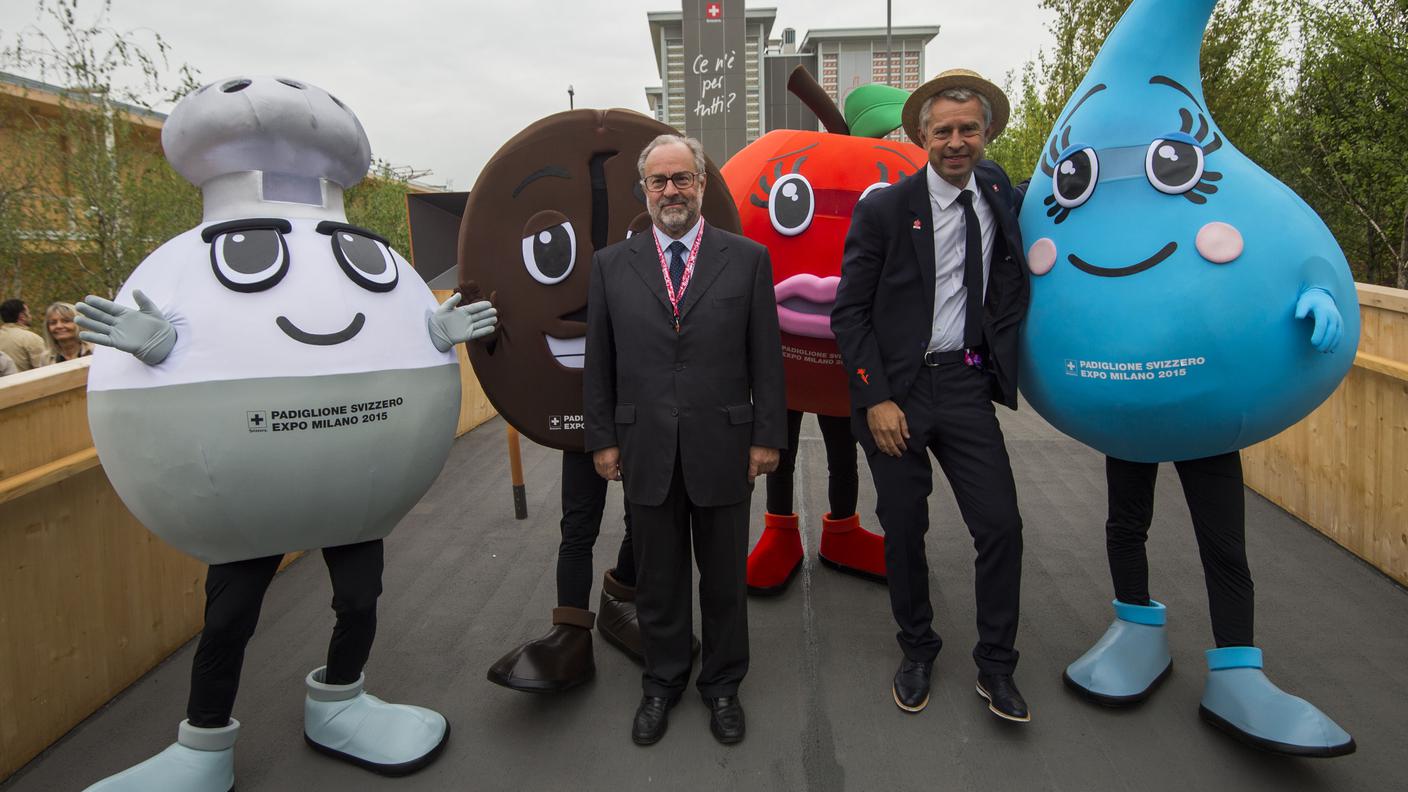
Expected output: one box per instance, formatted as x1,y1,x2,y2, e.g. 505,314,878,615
642,171,702,192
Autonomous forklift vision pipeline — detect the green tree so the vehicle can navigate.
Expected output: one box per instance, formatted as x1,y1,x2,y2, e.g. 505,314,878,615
987,0,1127,181
344,159,423,260
1276,0,1407,287
988,0,1292,187
0,0,200,317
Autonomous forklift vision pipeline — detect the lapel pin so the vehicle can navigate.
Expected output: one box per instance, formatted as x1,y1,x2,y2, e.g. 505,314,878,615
912,219,922,230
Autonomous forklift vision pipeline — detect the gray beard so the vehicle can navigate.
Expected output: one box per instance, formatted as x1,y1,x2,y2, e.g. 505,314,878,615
655,205,698,238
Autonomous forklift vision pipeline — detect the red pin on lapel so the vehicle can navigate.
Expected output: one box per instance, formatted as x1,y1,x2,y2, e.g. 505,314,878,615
912,219,922,230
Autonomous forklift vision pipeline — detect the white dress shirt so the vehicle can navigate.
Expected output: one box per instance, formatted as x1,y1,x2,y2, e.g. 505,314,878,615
652,217,704,273
926,164,995,353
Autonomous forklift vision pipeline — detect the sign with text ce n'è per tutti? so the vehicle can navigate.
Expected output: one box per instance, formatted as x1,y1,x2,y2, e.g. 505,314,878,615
683,0,746,164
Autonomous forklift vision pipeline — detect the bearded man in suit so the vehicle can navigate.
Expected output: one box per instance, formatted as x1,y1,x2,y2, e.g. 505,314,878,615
584,134,786,746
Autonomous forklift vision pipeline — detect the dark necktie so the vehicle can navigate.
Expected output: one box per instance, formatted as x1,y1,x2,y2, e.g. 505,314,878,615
956,191,984,348
667,240,687,292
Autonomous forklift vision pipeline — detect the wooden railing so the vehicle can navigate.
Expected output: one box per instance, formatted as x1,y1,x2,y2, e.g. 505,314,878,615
1243,284,1408,587
0,317,496,781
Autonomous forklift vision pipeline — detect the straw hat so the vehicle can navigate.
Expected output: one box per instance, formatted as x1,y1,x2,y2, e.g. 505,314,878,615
901,68,1010,146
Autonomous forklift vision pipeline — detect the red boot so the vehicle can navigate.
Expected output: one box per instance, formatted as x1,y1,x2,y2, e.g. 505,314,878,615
747,512,803,595
818,512,887,583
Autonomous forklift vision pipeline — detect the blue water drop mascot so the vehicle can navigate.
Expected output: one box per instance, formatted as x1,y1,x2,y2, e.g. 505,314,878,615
1017,0,1358,756
75,76,497,791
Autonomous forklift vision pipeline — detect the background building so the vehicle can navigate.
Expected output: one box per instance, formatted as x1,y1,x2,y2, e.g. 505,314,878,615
645,2,938,156
645,2,775,164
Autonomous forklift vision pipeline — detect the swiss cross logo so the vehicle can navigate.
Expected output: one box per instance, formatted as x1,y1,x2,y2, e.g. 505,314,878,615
705,2,722,20
548,415,563,430
1065,359,1077,376
247,411,268,432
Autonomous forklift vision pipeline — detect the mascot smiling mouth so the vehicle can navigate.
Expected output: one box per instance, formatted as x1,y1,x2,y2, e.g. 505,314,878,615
1069,241,1177,277
545,332,585,369
276,313,366,345
774,273,839,339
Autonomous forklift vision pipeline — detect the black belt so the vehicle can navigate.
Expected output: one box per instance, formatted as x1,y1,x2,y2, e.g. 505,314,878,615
922,347,985,367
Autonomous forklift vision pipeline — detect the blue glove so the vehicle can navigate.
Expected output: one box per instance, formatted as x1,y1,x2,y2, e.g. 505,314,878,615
427,292,498,352
75,290,178,365
1293,287,1342,354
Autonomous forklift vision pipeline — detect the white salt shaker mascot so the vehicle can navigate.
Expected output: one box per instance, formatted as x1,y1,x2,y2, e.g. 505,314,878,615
75,76,496,791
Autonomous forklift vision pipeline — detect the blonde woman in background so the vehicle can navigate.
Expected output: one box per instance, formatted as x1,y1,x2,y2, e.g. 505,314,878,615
43,302,93,363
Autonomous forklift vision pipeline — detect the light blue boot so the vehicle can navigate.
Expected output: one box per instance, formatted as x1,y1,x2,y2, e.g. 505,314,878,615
1199,647,1356,757
82,719,237,792
1063,599,1172,706
303,666,449,775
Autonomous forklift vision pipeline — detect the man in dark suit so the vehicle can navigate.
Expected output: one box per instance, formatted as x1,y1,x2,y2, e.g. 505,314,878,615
831,69,1032,722
584,134,786,746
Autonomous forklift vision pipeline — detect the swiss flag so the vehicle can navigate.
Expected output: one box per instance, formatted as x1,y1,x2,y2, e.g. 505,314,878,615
705,2,722,20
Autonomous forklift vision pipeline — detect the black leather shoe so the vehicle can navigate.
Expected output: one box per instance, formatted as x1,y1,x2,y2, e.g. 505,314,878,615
631,694,681,746
486,608,595,693
702,695,745,745
599,571,700,662
892,657,932,713
977,672,1031,722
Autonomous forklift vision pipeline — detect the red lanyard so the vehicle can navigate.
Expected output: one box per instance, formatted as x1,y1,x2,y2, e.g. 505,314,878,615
652,221,704,328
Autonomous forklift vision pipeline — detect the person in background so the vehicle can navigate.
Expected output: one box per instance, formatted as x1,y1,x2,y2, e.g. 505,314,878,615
0,298,50,371
0,350,17,377
43,301,94,363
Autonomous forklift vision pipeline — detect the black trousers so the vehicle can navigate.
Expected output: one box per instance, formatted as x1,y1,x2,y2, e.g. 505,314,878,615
765,409,859,518
1105,452,1254,647
863,363,1023,674
187,539,383,728
631,455,750,698
559,450,635,609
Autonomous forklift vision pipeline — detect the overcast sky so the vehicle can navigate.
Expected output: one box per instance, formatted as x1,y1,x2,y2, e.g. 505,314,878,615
0,0,1053,190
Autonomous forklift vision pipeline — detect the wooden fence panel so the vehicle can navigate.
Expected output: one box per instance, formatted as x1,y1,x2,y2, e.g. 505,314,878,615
1243,285,1408,587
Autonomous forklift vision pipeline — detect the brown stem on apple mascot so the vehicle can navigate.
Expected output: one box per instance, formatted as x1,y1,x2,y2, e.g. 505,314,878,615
787,66,850,136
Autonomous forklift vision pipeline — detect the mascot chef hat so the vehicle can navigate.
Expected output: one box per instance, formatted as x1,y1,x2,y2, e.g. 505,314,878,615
161,76,372,223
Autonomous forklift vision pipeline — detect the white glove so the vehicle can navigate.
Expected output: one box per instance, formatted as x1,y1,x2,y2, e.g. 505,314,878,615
427,292,498,352
75,290,178,365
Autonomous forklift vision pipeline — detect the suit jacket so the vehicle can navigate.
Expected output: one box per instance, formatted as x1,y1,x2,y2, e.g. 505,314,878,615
584,222,787,508
831,160,1030,450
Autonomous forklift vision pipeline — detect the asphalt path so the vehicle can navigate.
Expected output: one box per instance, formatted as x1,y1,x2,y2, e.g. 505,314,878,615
7,407,1406,791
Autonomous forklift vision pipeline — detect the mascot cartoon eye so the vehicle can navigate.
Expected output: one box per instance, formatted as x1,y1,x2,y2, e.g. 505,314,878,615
1145,138,1204,195
329,229,398,292
521,221,576,284
1053,147,1099,208
208,225,289,293
859,181,892,202
769,172,814,236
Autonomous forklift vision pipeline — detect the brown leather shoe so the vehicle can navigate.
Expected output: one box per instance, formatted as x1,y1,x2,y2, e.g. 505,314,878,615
486,607,595,693
599,571,700,663
598,571,644,663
